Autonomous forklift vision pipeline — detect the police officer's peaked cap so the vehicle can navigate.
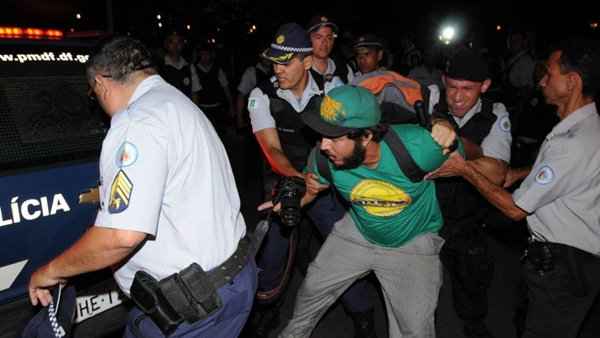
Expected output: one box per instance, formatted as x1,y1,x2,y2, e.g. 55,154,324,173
262,23,313,65
445,48,489,82
306,15,339,34
22,285,77,338
353,34,384,51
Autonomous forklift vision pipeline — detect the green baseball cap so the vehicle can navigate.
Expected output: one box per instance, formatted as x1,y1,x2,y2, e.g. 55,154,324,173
302,85,381,138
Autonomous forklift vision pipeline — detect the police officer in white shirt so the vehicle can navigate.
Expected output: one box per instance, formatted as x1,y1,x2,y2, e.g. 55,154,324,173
161,31,202,103
28,36,256,338
428,38,600,338
306,15,354,85
235,57,272,130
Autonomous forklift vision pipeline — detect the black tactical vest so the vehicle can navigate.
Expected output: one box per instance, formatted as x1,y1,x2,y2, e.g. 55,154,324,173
257,80,322,172
309,57,351,86
196,64,226,105
161,63,193,98
435,98,498,227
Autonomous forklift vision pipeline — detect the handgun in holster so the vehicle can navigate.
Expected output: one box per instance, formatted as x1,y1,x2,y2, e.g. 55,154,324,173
130,263,223,335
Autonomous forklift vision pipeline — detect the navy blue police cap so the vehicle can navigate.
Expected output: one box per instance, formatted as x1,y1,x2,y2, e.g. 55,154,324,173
22,285,76,338
262,23,313,65
306,15,339,34
445,48,489,82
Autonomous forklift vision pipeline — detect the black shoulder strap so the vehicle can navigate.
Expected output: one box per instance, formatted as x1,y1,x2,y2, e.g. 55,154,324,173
332,58,350,84
481,98,494,117
420,83,431,116
309,145,333,183
257,78,278,98
383,129,427,182
309,69,326,92
433,88,448,115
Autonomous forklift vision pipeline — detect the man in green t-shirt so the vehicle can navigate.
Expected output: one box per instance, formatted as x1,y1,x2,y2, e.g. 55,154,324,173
276,85,460,338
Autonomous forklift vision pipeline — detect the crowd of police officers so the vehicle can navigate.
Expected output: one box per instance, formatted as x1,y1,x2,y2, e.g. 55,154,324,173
24,12,600,338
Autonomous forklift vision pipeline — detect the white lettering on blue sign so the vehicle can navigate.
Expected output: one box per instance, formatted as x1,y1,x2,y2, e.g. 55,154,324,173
0,194,71,227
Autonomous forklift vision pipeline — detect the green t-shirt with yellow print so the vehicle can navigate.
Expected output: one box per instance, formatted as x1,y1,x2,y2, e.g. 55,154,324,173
306,124,462,248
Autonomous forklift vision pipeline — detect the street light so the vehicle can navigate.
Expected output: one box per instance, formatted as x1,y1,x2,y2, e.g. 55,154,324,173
76,13,81,20
156,14,161,20
439,25,456,44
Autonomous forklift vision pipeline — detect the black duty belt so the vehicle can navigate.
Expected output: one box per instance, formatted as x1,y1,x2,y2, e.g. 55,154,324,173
130,236,251,335
206,236,251,288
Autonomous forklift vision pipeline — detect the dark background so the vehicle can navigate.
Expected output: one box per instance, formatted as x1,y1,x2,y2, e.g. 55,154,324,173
2,0,599,82
4,1,598,46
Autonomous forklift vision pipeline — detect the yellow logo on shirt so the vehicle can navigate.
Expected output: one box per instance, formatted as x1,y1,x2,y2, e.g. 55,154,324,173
350,180,411,217
276,35,285,44
109,170,133,214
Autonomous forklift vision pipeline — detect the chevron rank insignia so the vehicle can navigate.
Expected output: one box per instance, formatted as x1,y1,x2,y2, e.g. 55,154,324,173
108,170,133,214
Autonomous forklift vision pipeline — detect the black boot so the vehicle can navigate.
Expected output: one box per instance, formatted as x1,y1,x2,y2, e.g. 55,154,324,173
349,309,377,338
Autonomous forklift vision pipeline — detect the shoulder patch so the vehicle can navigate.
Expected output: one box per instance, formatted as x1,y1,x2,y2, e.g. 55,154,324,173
534,165,554,185
499,116,511,132
116,142,138,168
109,170,133,214
248,98,258,110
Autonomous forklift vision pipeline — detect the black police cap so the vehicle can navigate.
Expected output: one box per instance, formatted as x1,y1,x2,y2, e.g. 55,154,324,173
445,48,489,82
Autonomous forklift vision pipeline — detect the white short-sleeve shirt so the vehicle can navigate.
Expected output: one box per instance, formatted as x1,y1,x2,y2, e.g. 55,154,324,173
247,72,341,133
513,103,600,255
95,75,245,295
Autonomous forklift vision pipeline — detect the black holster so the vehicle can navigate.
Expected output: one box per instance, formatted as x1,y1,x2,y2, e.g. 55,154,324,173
130,263,223,335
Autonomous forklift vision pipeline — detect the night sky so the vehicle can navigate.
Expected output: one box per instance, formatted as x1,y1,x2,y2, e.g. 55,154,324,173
2,0,598,59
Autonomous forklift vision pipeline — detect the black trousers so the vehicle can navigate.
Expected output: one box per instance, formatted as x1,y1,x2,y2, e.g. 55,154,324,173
440,224,494,322
522,242,600,338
